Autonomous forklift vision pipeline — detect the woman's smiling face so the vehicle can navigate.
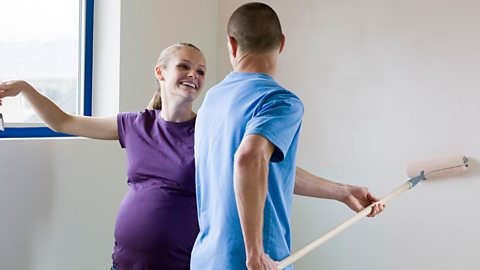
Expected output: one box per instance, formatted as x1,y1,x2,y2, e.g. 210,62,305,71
156,46,207,103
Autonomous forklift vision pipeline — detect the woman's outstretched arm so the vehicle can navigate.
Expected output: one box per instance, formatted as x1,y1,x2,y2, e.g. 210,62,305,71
0,80,118,140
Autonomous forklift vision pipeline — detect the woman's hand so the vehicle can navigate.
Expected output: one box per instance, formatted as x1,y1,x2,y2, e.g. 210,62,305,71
0,80,28,102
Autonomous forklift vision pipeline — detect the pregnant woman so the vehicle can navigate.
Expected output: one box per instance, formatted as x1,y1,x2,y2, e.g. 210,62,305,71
1,43,206,269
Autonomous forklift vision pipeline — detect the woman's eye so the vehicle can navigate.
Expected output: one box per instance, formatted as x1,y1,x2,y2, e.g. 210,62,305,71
197,70,205,76
178,64,189,70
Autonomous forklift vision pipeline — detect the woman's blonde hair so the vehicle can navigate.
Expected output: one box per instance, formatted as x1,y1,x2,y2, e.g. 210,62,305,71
147,43,203,110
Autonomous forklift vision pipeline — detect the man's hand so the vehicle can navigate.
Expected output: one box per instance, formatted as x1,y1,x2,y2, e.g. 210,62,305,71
294,167,385,217
247,253,278,270
342,185,385,217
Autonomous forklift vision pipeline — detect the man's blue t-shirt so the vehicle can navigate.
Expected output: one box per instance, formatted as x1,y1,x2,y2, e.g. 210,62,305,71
191,72,304,270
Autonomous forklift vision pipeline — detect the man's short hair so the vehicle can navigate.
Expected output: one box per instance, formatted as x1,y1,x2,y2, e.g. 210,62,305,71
227,2,283,54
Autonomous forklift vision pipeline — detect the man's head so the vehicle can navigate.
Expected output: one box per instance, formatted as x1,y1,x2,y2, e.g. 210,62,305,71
227,2,284,55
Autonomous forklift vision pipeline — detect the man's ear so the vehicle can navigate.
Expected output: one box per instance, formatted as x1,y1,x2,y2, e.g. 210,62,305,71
227,36,238,58
279,34,286,53
155,65,165,81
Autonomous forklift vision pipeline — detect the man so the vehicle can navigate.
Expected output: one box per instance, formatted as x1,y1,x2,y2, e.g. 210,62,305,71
192,3,384,270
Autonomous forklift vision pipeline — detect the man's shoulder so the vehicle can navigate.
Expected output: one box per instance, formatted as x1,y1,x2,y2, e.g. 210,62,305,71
262,88,303,109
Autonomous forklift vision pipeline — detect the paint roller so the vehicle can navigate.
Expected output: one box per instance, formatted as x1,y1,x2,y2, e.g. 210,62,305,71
277,155,470,269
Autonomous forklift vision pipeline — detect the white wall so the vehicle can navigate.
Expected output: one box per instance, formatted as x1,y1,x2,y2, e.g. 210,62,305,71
0,1,218,269
0,139,126,270
218,0,480,269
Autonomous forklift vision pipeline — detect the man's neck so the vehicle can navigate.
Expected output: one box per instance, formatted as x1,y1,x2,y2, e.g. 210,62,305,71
233,52,277,77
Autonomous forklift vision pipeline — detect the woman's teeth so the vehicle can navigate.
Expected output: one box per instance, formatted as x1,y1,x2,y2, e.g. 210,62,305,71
181,82,196,89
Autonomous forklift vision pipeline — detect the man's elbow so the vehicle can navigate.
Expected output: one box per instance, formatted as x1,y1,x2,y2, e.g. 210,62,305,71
234,149,269,172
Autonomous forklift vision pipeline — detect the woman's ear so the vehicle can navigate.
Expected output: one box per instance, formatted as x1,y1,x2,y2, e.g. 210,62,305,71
155,65,165,81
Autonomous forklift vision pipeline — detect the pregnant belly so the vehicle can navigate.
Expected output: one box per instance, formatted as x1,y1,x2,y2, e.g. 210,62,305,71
113,186,198,253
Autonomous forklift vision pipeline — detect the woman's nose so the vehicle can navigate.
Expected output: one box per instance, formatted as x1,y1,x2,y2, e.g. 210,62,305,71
187,69,198,79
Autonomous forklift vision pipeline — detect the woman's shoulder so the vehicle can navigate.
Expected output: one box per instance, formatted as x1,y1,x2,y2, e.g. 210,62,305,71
117,109,160,127
119,109,157,119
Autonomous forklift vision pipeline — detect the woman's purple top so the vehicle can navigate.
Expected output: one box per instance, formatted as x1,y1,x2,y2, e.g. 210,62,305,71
113,110,198,270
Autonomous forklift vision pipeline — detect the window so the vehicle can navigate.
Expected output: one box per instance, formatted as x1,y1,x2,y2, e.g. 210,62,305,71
0,0,93,138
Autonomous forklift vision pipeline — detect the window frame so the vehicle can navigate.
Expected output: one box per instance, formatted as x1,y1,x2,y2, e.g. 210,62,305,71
0,0,94,138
